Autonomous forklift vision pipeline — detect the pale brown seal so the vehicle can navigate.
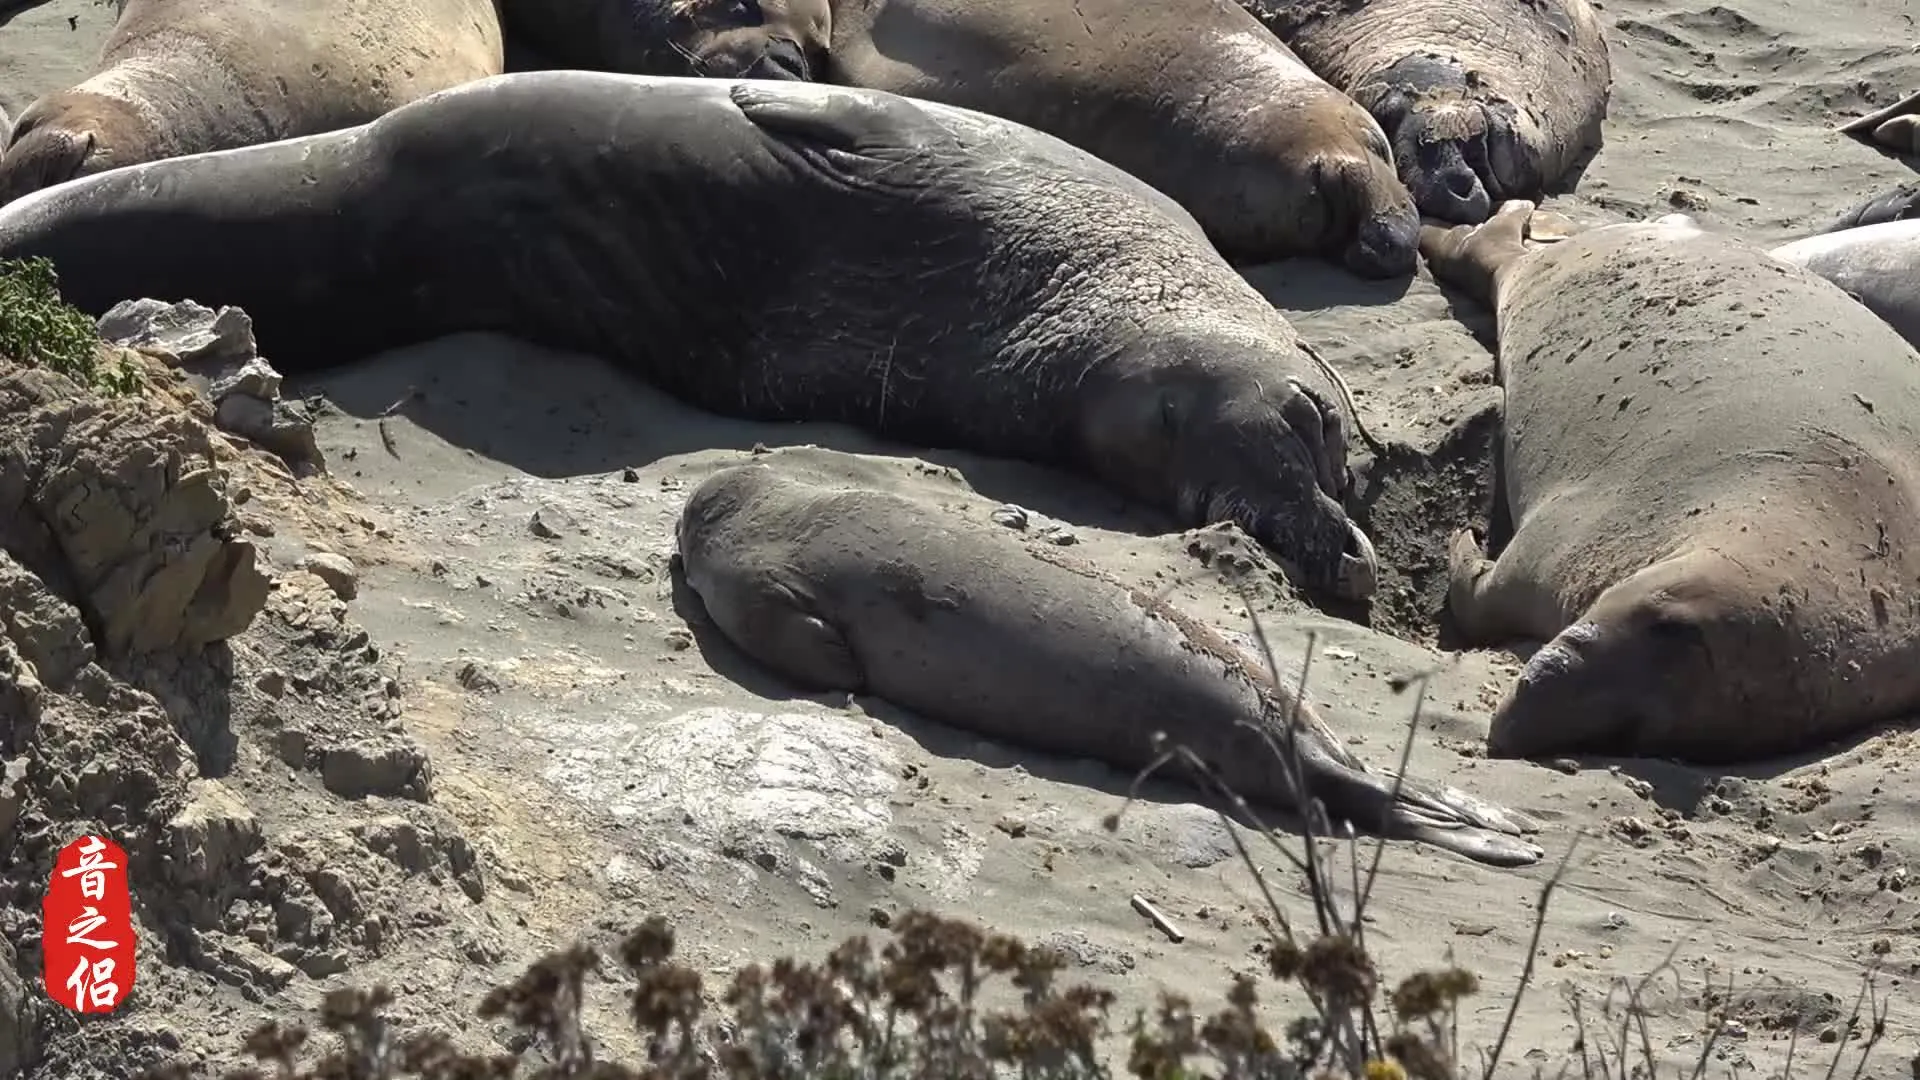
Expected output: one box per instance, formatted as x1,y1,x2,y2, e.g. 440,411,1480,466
1423,201,1920,763
822,0,1422,276
1237,0,1611,224
0,0,505,207
679,461,1542,866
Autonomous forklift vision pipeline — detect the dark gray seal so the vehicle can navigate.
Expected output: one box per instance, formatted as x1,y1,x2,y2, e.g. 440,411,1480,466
500,0,830,81
1237,0,1611,224
0,0,504,207
678,461,1543,867
1422,202,1920,764
0,71,1381,602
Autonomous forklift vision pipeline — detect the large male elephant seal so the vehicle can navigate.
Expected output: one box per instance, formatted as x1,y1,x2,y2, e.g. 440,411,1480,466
0,0,504,207
499,0,831,82
1421,202,1920,764
1770,220,1920,349
679,461,1543,867
820,0,1421,276
1236,0,1610,224
0,72,1381,602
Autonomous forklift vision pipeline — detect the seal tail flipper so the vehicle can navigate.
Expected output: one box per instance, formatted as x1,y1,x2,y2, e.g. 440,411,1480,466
1311,765,1545,868
1839,90,1920,151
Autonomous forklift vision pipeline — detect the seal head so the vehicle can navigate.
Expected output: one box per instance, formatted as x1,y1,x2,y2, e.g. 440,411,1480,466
1075,328,1377,600
1351,54,1535,225
0,92,154,206
514,0,831,81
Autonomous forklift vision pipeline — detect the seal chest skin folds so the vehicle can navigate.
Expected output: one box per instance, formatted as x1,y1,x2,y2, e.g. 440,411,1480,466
1422,202,1920,765
677,460,1543,868
0,71,1382,604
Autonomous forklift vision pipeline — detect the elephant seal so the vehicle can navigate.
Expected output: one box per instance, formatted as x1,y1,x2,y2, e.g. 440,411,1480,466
1421,202,1920,764
1771,220,1920,349
500,0,830,82
0,0,504,207
1839,90,1920,156
678,461,1543,867
824,0,1421,276
1237,0,1610,224
1818,181,1920,232
0,72,1381,602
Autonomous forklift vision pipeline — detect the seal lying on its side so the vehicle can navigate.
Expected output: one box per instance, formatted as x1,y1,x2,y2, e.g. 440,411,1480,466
0,0,504,206
1771,220,1920,349
1236,0,1611,224
0,72,1381,602
825,0,1420,276
500,0,830,82
1816,180,1920,232
1422,202,1920,764
678,462,1543,867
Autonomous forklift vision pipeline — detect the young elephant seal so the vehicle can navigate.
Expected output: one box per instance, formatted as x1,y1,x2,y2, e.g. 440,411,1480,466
1238,0,1611,224
824,0,1421,276
0,72,1380,602
678,463,1543,867
1771,220,1920,349
500,0,830,82
0,0,504,207
1423,202,1920,764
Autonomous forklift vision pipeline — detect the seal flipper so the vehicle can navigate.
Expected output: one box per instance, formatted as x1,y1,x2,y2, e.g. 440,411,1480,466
1304,759,1544,867
728,81,941,158
690,570,868,694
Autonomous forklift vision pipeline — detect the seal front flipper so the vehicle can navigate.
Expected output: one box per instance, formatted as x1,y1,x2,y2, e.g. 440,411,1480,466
685,569,867,694
728,82,943,158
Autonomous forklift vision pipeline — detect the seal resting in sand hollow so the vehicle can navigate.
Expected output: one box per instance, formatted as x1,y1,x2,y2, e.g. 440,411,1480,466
1236,0,1610,225
0,72,1381,602
677,461,1543,867
1770,219,1920,350
821,0,1420,276
0,0,504,207
1421,202,1920,764
500,0,830,82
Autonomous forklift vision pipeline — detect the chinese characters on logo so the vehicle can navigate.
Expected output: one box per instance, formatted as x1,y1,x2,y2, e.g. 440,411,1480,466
42,834,135,1014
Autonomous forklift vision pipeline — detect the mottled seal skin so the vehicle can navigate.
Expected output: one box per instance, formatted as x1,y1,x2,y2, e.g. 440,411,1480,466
825,0,1421,276
0,0,504,207
1422,202,1920,764
1238,0,1611,224
501,0,830,82
1771,221,1920,350
678,462,1543,867
0,72,1381,602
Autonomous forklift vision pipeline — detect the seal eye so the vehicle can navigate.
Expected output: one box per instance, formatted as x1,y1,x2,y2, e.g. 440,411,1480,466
731,0,763,22
1159,393,1182,436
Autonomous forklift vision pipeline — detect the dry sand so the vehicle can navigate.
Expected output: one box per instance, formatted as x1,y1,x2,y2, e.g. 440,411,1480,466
5,0,1920,1074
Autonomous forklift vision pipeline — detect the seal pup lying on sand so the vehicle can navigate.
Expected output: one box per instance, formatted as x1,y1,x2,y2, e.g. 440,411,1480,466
1237,0,1611,224
821,0,1421,276
0,72,1381,603
678,462,1544,868
1771,220,1920,349
501,0,830,82
0,0,504,206
1422,202,1920,764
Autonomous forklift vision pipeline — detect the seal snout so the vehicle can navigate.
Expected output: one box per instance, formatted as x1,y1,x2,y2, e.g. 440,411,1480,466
1342,207,1421,279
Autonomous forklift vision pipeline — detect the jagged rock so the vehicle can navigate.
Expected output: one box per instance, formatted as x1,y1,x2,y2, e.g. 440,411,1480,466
0,757,26,849
207,356,281,402
0,550,93,689
213,394,322,473
296,552,359,602
0,637,45,756
0,359,272,656
320,737,432,801
97,299,256,368
0,934,38,1077
166,779,263,926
